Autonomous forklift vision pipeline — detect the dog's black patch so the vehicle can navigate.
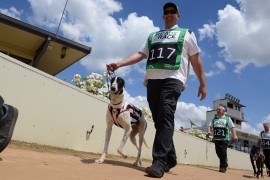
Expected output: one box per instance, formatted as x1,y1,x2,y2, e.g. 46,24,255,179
110,77,125,93
111,77,125,88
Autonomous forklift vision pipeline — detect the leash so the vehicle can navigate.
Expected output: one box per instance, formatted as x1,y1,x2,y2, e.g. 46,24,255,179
106,69,115,99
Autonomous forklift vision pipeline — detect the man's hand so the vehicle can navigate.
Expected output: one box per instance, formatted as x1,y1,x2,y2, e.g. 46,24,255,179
106,63,119,72
198,84,207,101
206,132,212,138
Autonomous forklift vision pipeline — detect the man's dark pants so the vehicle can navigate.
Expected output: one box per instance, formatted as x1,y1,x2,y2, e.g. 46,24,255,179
214,140,229,170
263,149,270,173
147,78,183,169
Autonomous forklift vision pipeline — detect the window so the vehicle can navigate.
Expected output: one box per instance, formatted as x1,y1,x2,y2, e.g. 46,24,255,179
227,102,233,109
235,105,240,111
231,117,235,123
236,120,242,125
244,140,249,147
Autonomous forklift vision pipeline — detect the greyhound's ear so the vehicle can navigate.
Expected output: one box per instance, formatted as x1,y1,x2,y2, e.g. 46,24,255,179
110,77,115,84
118,77,125,87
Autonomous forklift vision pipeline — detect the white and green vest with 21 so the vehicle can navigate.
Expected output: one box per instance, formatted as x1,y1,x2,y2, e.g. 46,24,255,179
211,115,230,141
146,27,187,70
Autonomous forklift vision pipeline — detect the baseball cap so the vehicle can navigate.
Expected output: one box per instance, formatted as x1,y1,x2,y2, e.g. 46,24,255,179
163,2,179,13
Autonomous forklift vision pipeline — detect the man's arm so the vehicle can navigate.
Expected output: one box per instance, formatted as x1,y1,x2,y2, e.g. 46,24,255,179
230,127,238,141
258,133,262,146
189,53,207,100
107,51,146,71
207,126,212,135
258,139,262,146
258,136,263,154
206,126,212,138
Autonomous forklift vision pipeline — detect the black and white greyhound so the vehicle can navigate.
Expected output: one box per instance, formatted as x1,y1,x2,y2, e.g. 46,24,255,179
95,76,148,166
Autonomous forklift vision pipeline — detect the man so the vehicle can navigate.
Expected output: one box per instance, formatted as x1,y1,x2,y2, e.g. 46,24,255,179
258,123,270,176
207,104,238,173
0,95,18,154
107,2,207,178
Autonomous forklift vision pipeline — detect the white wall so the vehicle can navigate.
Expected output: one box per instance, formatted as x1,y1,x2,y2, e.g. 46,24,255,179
0,53,252,170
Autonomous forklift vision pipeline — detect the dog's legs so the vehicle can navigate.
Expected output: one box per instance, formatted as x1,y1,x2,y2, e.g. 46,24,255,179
95,126,112,164
133,119,147,166
255,160,259,178
117,127,132,159
130,126,139,150
129,126,141,166
251,158,257,177
133,132,143,166
261,163,264,178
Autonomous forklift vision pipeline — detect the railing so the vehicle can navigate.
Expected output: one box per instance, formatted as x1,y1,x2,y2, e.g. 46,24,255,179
229,144,253,154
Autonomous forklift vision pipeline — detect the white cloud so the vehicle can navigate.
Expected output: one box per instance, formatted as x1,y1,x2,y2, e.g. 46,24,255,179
240,113,270,135
24,0,159,77
215,61,226,70
0,7,23,19
204,71,214,77
125,77,134,85
262,114,270,124
175,102,210,129
198,23,216,41
201,60,225,77
241,122,260,136
198,0,270,73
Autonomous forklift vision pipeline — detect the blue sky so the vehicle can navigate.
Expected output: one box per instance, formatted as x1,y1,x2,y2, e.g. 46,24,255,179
1,0,270,134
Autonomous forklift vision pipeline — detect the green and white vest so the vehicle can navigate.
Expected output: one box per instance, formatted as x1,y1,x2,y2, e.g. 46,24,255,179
211,115,230,141
260,131,270,149
146,27,187,70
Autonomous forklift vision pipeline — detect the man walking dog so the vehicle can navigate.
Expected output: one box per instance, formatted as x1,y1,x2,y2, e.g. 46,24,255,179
107,2,207,178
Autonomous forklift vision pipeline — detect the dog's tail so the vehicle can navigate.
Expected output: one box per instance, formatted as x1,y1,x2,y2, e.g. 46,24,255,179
143,121,149,148
143,138,149,148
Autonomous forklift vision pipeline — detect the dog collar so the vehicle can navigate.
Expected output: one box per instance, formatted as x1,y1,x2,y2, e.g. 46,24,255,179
111,100,123,106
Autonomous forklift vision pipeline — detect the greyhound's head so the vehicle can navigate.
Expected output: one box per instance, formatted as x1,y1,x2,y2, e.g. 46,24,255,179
110,76,125,94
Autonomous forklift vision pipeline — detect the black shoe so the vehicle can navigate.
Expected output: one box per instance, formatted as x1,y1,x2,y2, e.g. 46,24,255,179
145,162,164,178
0,104,18,153
165,160,177,172
219,168,226,173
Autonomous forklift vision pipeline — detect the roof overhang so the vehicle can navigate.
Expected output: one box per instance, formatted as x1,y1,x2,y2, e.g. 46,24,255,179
0,13,91,76
236,128,258,139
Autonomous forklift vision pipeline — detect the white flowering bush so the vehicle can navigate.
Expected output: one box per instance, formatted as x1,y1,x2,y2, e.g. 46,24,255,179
72,72,154,119
140,106,153,122
185,128,212,141
72,72,111,98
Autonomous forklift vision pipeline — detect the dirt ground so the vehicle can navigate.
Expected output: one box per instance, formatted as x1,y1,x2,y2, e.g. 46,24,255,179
0,141,258,180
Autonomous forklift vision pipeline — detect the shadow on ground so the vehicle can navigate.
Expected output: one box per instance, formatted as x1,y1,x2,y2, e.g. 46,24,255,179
81,158,146,172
